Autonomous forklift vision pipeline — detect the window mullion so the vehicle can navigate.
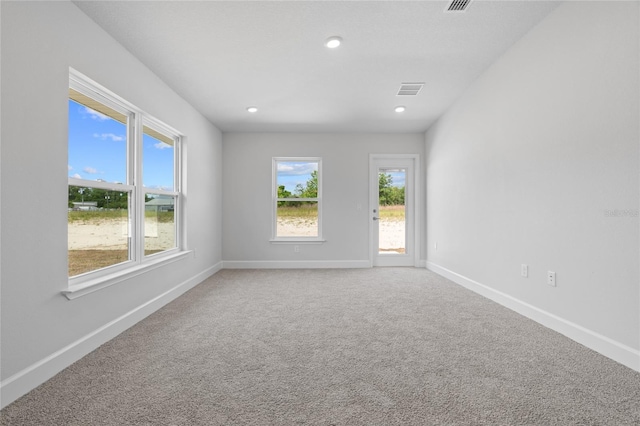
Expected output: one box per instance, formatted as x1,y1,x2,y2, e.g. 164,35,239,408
145,189,179,197
132,113,144,264
277,198,318,202
174,136,182,250
67,178,134,192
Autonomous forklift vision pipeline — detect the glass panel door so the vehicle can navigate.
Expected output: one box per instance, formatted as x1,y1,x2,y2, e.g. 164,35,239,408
371,156,416,267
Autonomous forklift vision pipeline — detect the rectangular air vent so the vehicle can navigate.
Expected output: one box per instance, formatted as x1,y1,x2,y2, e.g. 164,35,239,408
397,82,425,96
446,0,472,12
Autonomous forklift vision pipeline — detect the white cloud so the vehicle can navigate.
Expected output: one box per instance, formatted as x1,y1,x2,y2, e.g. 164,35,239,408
80,106,109,121
83,166,98,174
147,184,173,191
93,133,125,142
278,164,294,172
154,142,172,150
71,173,82,179
277,161,317,176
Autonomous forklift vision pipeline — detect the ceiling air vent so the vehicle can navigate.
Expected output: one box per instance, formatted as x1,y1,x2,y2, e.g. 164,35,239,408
397,82,425,96
446,0,472,12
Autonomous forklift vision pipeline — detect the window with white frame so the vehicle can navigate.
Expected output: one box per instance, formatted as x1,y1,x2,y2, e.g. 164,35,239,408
68,70,182,281
272,158,322,240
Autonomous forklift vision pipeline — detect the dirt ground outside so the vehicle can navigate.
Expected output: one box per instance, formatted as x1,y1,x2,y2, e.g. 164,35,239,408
68,218,175,276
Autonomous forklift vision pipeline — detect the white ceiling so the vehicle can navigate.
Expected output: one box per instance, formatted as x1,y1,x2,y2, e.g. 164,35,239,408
73,0,560,133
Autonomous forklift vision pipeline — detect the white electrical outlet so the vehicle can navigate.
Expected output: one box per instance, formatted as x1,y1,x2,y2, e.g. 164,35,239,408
521,264,528,278
294,245,300,253
434,242,438,251
547,271,556,287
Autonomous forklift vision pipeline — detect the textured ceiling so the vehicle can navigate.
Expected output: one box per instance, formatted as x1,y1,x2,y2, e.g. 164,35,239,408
73,0,560,133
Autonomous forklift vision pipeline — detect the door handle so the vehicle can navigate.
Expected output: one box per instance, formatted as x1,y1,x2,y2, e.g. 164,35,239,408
373,217,380,221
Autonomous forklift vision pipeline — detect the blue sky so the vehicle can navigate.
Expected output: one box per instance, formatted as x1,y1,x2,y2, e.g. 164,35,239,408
276,161,406,195
68,100,174,190
383,170,406,188
276,161,317,194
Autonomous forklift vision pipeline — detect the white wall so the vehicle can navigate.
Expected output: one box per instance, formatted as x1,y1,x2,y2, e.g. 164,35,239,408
0,1,223,406
425,1,639,370
222,133,425,267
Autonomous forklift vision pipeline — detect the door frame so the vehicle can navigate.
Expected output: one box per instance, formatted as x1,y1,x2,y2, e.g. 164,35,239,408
369,153,421,267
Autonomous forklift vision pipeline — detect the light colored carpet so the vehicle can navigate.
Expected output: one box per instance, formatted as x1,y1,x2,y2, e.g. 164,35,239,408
2,268,639,425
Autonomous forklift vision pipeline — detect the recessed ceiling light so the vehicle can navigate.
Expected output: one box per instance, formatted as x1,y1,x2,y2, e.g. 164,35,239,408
324,36,342,49
246,106,258,113
394,106,406,113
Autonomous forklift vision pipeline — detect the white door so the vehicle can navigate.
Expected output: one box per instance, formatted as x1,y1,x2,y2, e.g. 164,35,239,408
370,155,418,267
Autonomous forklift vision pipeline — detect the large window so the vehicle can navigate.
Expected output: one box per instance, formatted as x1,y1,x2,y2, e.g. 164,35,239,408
272,158,322,240
68,70,182,283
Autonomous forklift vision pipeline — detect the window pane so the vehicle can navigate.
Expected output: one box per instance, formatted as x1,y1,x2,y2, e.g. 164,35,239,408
277,201,318,237
276,161,318,198
68,186,130,276
143,126,174,191
68,93,127,184
378,169,406,254
145,194,176,255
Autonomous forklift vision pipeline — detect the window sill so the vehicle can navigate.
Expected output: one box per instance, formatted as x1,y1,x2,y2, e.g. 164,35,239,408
270,239,326,244
62,250,192,300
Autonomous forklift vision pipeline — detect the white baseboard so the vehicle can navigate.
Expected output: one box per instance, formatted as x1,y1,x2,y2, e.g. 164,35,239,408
223,260,427,269
223,260,371,269
0,262,223,409
426,261,640,372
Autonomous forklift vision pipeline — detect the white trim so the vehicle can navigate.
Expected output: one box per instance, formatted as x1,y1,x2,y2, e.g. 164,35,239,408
270,239,326,244
65,250,192,300
223,260,370,269
426,261,640,372
70,68,137,118
67,178,134,192
275,198,317,202
141,114,183,149
1,263,223,409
